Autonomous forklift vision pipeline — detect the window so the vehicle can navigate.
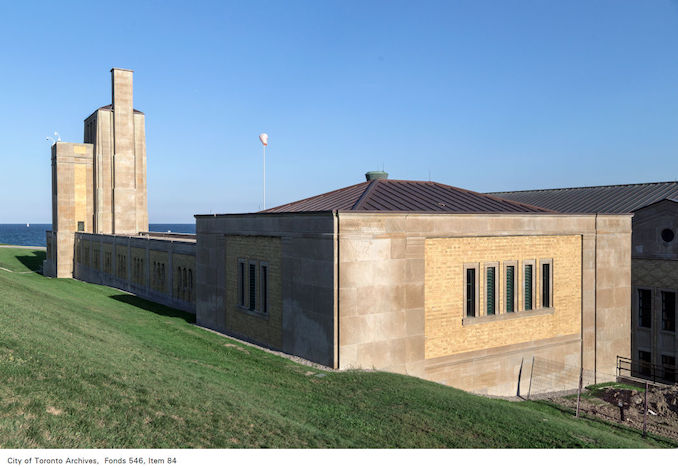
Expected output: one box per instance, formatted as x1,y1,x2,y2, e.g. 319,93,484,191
662,355,676,383
177,267,182,296
464,265,478,318
248,263,256,311
260,264,268,313
188,269,193,302
505,264,516,313
639,350,652,377
77,221,84,232
238,260,246,307
662,291,675,332
541,260,552,309
524,262,534,311
662,229,675,243
638,289,652,328
485,265,497,316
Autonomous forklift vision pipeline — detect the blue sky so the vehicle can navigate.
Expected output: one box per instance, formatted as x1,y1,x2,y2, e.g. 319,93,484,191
1,0,677,222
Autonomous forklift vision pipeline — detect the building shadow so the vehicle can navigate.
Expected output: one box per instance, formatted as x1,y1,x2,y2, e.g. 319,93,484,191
16,251,46,274
110,294,195,324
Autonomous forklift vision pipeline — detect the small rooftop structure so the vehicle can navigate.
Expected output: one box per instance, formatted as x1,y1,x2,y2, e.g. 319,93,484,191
262,179,554,214
490,181,678,214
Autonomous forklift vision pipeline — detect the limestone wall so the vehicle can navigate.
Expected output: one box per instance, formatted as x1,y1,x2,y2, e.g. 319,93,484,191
337,212,631,395
74,232,196,313
195,213,336,367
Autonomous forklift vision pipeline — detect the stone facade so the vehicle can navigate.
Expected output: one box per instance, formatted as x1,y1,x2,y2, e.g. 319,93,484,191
631,200,678,381
45,68,148,279
196,211,631,396
74,232,196,314
196,213,336,366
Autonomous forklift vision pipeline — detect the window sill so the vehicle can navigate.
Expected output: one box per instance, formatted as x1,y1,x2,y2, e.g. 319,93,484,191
462,307,555,326
236,305,269,320
660,329,676,336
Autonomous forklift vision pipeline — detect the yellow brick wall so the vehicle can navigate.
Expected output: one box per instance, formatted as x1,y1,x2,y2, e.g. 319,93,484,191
225,235,282,349
425,235,582,359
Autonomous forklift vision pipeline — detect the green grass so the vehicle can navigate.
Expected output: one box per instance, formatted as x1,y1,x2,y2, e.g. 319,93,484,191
0,248,674,448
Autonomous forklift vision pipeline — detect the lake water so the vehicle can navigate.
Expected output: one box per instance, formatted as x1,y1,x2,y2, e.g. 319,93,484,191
0,224,196,248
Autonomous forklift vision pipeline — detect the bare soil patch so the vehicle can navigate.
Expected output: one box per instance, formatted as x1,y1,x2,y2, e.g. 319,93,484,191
549,385,678,442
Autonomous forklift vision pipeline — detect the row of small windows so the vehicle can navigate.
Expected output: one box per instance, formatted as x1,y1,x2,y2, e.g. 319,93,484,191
116,254,127,278
237,259,269,314
176,267,194,302
133,258,145,286
637,288,675,332
465,260,552,318
153,262,166,293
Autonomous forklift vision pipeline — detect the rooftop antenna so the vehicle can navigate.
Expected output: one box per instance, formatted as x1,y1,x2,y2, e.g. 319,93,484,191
45,132,61,145
259,133,269,210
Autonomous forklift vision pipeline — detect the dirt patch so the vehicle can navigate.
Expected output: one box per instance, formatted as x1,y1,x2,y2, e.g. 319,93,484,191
224,343,250,354
46,406,63,416
549,385,678,442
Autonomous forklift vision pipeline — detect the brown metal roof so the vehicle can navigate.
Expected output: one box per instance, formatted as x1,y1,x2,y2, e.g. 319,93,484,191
489,181,678,214
263,179,554,214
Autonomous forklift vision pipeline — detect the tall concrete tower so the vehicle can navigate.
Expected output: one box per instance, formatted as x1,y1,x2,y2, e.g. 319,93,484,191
45,68,148,278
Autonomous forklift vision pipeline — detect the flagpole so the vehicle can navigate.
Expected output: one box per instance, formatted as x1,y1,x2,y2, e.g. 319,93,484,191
263,144,266,210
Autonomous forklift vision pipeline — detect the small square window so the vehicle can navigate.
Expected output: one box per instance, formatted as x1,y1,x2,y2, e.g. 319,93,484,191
77,221,85,232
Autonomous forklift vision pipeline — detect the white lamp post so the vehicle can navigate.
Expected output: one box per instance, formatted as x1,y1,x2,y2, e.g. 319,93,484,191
259,133,269,210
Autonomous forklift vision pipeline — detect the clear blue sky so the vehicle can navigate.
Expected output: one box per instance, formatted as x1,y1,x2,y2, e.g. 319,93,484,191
1,0,677,223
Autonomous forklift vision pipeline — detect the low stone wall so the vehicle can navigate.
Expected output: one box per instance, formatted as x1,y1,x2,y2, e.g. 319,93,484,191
74,232,196,314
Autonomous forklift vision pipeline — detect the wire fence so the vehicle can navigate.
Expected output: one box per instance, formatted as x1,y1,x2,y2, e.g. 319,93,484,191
524,356,678,442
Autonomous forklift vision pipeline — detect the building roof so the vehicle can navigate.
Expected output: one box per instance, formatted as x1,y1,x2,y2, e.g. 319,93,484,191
262,179,554,214
489,181,678,214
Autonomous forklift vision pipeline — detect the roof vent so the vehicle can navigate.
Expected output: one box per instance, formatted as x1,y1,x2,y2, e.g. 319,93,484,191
365,170,389,181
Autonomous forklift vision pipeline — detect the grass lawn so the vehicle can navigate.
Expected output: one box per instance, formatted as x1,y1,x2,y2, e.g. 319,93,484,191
0,248,674,448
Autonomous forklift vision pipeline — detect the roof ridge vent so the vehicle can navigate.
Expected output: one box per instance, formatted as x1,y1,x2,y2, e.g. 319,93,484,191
365,170,388,181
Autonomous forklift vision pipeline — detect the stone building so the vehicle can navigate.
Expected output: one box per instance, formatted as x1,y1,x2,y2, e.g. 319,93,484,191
44,69,196,313
492,182,678,383
45,68,634,396
196,176,631,395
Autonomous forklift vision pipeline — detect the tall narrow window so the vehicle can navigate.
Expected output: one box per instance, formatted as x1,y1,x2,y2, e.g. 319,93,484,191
466,268,476,317
662,291,675,332
260,264,268,314
639,350,652,376
541,262,551,309
238,260,245,307
638,289,652,328
249,263,257,311
662,355,676,383
188,269,193,302
486,266,496,315
524,264,533,311
506,265,515,313
177,267,182,295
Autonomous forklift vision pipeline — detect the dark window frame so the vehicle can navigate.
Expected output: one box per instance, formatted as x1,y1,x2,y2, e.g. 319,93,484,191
638,288,652,329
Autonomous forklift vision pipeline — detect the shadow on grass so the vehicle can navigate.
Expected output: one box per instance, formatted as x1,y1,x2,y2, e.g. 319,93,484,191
111,293,196,324
16,251,46,273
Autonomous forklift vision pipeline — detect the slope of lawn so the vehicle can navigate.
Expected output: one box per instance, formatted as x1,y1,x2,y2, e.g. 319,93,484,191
0,248,674,448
